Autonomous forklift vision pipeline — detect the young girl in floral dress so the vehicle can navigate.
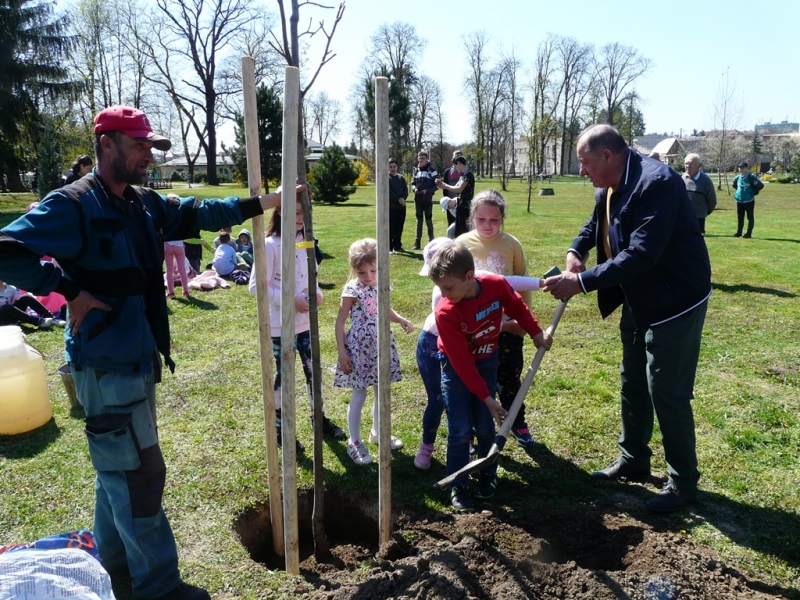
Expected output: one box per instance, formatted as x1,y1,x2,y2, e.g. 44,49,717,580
334,238,414,465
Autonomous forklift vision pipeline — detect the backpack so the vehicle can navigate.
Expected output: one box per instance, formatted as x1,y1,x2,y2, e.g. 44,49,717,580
751,174,764,195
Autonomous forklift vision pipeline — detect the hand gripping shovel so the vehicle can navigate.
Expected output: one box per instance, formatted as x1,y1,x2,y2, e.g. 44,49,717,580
434,267,568,490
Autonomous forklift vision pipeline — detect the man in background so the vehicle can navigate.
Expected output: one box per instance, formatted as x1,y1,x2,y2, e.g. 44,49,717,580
683,153,717,235
388,157,408,253
411,150,438,250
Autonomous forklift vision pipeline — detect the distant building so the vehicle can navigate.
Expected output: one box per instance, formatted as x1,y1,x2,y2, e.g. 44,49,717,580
755,121,799,134
304,139,358,171
511,136,580,176
158,152,234,181
632,134,670,156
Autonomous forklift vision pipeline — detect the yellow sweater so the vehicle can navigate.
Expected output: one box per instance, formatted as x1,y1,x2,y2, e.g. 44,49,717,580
456,230,532,309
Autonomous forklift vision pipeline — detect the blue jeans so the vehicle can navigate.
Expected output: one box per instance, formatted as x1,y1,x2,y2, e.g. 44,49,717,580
618,301,707,490
417,330,443,445
441,352,499,488
72,365,180,599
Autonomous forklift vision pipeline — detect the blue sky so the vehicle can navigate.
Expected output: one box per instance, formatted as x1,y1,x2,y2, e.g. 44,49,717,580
305,0,798,144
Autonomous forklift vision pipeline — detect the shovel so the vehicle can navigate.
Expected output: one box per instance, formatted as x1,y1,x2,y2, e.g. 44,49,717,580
434,267,568,490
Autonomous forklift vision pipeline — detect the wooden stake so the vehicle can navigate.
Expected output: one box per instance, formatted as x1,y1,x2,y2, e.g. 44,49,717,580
374,76,392,547
281,65,300,575
241,56,285,558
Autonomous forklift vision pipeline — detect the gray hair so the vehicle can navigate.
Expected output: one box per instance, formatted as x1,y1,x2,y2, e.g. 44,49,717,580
685,153,702,165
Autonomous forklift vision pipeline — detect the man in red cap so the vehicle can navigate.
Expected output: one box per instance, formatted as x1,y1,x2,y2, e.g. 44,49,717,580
0,105,300,600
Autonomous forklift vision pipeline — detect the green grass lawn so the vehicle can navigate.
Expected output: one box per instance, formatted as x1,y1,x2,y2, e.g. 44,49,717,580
1,176,799,596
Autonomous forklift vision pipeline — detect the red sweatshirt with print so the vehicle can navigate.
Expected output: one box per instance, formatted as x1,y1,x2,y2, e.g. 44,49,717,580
435,273,542,400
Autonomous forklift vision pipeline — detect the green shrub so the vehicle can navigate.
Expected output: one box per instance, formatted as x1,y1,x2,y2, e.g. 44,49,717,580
170,171,185,182
309,144,358,204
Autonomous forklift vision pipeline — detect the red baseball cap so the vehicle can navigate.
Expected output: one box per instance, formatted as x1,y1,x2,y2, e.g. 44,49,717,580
94,106,171,151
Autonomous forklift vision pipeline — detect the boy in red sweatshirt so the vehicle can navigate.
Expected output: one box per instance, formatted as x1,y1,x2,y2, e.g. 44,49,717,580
428,241,552,511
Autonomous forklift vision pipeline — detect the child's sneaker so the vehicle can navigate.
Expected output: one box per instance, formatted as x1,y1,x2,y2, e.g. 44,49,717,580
414,442,434,469
347,440,373,465
369,430,404,450
511,426,537,449
38,317,53,328
52,319,67,328
450,484,474,512
473,471,497,499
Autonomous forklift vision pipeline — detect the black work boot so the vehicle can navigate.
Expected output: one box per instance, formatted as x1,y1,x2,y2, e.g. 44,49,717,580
276,410,305,453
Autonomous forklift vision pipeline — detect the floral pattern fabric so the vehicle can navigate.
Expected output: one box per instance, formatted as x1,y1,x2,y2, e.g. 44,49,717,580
334,280,402,389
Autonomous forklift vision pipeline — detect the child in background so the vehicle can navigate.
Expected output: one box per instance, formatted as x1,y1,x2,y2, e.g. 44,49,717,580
456,189,540,449
235,229,254,266
428,241,551,511
0,280,65,329
414,238,546,470
184,236,209,274
213,227,237,250
249,201,346,453
334,238,414,465
164,240,190,298
212,233,248,277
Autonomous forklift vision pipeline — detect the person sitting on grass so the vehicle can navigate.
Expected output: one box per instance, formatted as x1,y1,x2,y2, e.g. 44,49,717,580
211,232,248,277
427,240,551,512
0,279,65,329
235,229,254,266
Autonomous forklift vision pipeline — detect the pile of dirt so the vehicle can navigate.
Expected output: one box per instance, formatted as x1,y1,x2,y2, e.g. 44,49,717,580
236,489,790,599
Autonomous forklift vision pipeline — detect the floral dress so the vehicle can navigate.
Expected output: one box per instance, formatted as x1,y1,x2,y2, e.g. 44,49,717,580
334,280,402,389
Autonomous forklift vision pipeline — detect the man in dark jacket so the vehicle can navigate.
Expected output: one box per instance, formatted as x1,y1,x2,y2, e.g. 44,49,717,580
543,124,711,513
411,150,438,250
0,106,291,600
388,157,408,252
683,153,717,235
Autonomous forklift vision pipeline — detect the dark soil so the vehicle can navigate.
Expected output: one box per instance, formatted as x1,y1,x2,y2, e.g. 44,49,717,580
236,486,794,600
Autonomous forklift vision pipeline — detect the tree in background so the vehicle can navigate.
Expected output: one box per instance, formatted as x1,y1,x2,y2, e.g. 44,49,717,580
789,150,800,177
767,137,798,172
0,0,74,192
527,35,561,178
703,69,744,192
463,30,489,177
304,90,342,147
608,92,645,146
593,43,652,127
751,130,764,167
35,115,63,199
140,0,256,185
555,36,594,175
310,144,358,205
364,67,411,166
228,84,282,188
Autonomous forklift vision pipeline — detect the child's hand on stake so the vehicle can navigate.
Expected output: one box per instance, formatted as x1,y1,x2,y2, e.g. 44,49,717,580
533,331,553,351
484,397,507,427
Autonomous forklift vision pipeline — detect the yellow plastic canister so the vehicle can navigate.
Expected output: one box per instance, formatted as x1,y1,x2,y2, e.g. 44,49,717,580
0,325,52,435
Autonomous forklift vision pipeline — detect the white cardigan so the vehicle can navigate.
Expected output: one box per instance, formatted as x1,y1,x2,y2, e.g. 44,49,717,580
248,232,321,337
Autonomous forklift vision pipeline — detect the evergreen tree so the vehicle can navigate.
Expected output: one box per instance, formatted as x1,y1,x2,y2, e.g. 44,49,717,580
364,67,411,167
309,143,358,204
229,84,283,189
751,130,764,165
0,0,74,192
36,115,63,198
